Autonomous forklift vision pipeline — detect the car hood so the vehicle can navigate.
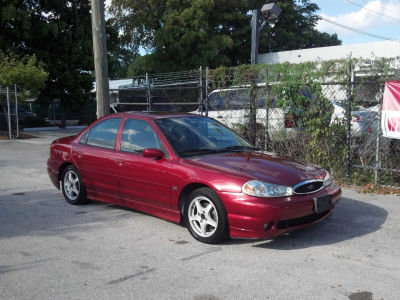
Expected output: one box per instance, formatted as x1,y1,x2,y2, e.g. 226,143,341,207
187,151,326,186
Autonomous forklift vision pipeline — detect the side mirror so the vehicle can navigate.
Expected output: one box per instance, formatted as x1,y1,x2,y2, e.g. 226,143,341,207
142,148,165,159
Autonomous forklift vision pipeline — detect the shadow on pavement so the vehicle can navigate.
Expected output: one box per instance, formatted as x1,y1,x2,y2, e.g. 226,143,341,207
0,190,388,250
0,189,152,239
252,197,388,249
0,259,54,275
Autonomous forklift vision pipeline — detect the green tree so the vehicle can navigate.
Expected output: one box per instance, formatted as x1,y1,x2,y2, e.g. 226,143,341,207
0,0,94,127
111,0,341,74
111,0,234,73
0,51,48,97
127,54,159,76
106,19,137,78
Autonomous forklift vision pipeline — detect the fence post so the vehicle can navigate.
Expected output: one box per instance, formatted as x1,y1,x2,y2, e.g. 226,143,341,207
374,86,383,185
14,84,19,139
345,65,354,180
199,66,203,115
249,70,257,146
264,67,270,151
146,73,151,111
6,87,12,139
205,67,209,117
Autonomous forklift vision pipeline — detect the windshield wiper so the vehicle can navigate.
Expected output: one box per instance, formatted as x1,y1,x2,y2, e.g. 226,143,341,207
179,148,218,156
217,145,259,153
180,146,258,156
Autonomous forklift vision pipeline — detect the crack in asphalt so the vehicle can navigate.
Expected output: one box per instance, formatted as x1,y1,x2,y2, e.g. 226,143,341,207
107,268,156,285
180,247,222,261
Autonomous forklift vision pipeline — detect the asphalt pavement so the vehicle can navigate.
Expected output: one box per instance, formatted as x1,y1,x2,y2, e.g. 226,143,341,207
0,129,399,300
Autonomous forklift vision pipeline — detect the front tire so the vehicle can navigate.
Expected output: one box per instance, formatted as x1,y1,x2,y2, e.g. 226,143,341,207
184,187,229,244
61,165,88,205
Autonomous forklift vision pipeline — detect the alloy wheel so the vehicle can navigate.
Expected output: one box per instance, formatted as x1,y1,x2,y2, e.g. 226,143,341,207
63,170,80,201
188,196,219,238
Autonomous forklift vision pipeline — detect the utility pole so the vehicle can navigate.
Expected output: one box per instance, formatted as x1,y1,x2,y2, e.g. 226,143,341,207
250,9,260,65
251,3,280,65
249,3,280,147
90,0,109,118
249,9,261,146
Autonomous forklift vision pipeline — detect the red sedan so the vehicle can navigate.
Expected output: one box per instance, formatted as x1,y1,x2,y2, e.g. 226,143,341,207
47,112,341,243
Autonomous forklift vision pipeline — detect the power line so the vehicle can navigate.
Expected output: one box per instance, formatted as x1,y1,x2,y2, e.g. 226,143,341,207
320,16,398,41
343,0,400,23
357,0,400,16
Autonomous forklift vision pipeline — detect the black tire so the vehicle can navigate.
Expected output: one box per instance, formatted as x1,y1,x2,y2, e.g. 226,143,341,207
184,187,229,244
61,165,88,205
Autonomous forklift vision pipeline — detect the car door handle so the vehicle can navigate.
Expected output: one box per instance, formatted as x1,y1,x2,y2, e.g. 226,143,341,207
115,159,125,166
217,116,223,119
73,151,83,159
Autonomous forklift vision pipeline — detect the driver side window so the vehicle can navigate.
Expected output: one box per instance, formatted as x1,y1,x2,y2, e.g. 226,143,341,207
120,119,166,154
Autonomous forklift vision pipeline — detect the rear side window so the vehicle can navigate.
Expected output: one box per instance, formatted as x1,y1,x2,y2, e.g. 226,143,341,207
87,118,122,149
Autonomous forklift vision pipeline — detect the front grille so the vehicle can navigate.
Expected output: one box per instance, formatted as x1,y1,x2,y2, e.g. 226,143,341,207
276,212,329,229
293,180,323,194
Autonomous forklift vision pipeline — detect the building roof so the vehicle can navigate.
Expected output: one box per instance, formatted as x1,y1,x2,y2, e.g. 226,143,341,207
258,40,400,65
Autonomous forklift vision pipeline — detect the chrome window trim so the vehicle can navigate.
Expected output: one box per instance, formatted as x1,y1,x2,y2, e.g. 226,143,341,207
292,179,324,195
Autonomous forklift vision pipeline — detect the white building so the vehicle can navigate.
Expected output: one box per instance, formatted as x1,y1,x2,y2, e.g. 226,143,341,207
258,40,400,102
258,40,400,64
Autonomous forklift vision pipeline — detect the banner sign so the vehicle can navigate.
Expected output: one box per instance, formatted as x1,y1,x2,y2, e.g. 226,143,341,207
381,81,400,139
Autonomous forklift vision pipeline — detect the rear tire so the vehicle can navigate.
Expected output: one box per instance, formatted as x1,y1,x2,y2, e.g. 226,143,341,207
61,165,88,205
184,187,229,244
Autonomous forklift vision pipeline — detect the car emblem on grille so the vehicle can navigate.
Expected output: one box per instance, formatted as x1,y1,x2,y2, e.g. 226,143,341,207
293,180,324,194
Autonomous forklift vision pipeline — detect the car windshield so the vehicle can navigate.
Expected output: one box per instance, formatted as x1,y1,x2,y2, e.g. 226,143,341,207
155,116,254,157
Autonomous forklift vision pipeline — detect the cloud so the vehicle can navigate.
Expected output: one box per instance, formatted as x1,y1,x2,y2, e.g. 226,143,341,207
105,0,112,19
317,0,400,36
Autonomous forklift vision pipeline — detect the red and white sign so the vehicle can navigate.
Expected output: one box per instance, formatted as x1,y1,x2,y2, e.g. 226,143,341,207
381,81,400,139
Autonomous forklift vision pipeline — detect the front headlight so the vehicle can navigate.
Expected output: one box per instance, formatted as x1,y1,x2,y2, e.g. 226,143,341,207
323,171,332,187
242,180,293,198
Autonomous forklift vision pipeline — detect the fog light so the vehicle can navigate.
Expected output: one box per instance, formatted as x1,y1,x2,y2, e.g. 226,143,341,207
263,223,271,230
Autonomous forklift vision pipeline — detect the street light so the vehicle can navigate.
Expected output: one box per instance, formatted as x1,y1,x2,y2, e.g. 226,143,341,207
251,3,280,64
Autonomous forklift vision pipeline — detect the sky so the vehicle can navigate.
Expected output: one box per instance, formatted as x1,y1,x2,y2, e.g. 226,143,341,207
314,0,400,44
105,0,400,46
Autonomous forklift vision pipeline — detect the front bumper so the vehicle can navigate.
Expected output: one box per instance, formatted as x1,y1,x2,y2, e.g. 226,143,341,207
219,183,341,239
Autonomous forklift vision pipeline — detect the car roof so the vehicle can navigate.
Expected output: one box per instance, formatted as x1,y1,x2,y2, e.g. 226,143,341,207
112,111,200,120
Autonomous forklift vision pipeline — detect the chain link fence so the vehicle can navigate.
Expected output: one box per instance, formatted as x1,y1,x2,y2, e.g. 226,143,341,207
349,75,400,186
107,60,399,187
109,69,204,114
0,85,20,139
205,65,399,187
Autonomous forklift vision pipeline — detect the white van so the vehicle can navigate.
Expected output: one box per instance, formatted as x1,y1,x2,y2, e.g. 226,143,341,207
195,87,299,144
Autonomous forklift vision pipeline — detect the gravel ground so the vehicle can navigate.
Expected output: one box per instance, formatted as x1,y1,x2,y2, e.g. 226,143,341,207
0,129,399,300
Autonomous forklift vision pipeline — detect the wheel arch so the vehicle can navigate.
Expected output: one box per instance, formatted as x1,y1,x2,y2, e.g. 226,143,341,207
178,182,214,217
58,162,74,182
